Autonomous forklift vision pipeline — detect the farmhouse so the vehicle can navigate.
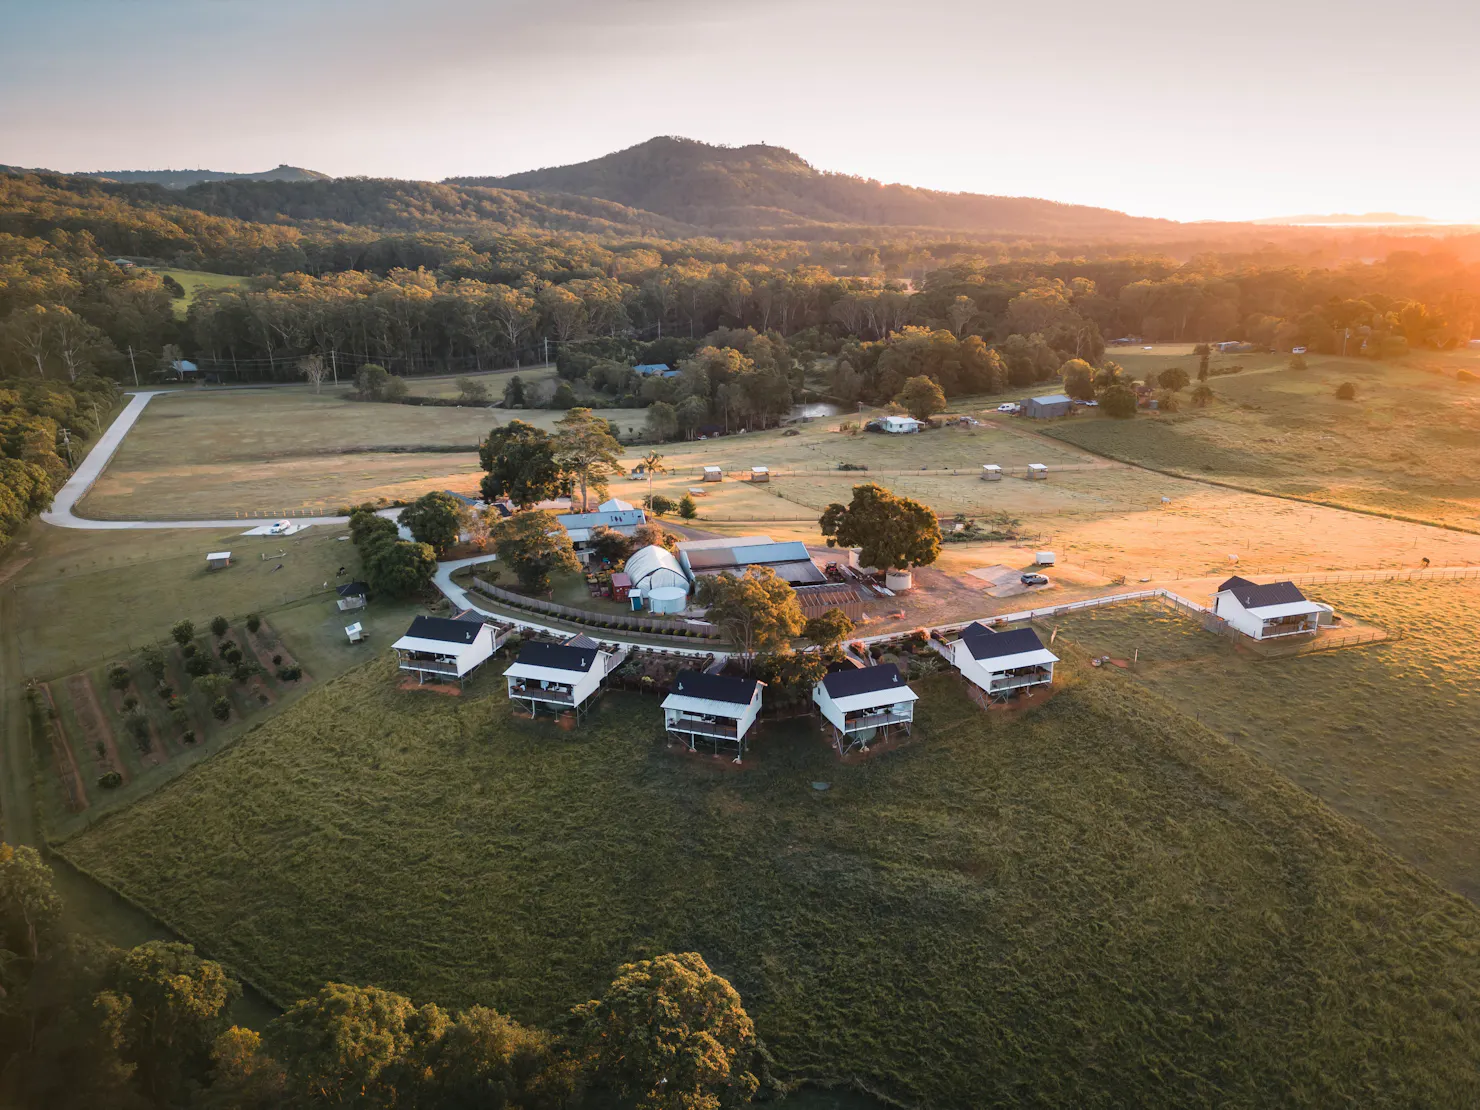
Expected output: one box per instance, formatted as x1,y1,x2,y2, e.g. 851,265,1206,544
950,623,1059,700
392,614,504,686
632,363,671,377
880,414,923,433
679,538,826,586
556,506,647,564
504,636,614,717
662,670,764,762
1214,576,1325,640
813,663,918,753
1026,394,1073,419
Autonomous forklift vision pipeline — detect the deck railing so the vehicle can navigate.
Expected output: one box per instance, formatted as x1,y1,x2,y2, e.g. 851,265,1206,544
666,715,740,738
509,683,574,704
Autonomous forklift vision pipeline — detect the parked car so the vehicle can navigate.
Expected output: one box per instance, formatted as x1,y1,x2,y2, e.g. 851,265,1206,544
996,402,1021,414
1020,573,1050,587
266,519,294,535
1073,399,1099,407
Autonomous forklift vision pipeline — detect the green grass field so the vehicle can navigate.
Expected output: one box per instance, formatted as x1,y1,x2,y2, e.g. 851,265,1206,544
59,658,1480,1108
154,269,252,318
1048,578,1480,900
1038,353,1480,529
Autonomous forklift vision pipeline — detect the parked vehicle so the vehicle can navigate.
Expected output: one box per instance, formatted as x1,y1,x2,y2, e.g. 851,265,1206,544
1020,573,1049,587
996,403,1021,414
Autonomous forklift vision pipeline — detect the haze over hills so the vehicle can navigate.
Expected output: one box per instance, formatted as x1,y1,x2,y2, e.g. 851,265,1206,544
0,164,331,189
448,136,1180,238
1252,212,1442,227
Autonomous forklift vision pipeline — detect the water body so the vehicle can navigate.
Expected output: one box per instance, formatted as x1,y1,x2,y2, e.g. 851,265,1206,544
789,402,842,420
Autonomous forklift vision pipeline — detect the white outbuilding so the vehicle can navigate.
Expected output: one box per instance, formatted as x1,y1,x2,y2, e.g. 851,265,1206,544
880,415,923,434
813,664,918,754
662,670,764,762
1027,463,1049,480
702,465,723,482
622,544,690,611
950,623,1059,701
1213,576,1325,640
981,464,1002,482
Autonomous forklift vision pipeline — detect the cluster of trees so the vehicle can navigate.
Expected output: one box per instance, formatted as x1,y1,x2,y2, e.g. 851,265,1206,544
0,844,765,1109
348,506,437,598
0,375,117,546
479,410,622,510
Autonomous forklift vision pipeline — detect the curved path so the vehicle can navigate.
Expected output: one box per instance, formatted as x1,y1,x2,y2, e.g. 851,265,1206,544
41,391,350,531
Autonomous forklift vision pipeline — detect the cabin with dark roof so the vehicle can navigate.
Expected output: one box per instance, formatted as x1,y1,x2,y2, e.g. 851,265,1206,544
1214,576,1325,640
661,670,764,762
392,614,503,685
949,622,1059,700
813,663,918,753
503,636,613,716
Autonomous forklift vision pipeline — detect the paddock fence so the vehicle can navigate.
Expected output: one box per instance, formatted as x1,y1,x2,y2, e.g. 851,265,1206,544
470,576,721,639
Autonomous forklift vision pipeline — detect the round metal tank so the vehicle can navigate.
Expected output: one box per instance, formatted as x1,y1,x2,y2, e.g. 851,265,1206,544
646,585,689,614
885,569,914,591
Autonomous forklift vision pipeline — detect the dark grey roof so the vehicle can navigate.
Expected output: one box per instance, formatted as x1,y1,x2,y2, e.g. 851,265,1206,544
960,622,1049,660
337,581,368,598
670,670,757,705
1217,577,1308,609
517,640,598,672
822,663,907,699
405,615,483,644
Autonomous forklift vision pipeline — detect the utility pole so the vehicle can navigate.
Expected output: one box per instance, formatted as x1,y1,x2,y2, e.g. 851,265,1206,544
128,345,139,387
331,349,338,385
60,428,73,469
543,336,549,366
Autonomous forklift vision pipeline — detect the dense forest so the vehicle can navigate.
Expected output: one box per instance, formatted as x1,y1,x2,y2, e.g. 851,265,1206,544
2,159,1478,542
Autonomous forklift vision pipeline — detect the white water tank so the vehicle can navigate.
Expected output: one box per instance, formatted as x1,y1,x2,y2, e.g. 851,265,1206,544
885,569,914,591
647,586,688,615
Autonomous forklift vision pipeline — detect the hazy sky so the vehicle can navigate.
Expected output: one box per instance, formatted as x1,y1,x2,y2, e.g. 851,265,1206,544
4,0,1478,222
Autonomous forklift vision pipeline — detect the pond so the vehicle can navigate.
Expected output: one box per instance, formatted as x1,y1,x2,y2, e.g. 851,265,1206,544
788,402,843,420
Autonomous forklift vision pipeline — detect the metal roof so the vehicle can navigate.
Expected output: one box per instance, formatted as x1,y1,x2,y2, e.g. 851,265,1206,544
1030,394,1072,405
556,509,647,531
514,640,599,673
822,663,908,699
1217,577,1310,609
402,615,484,645
960,623,1052,661
669,670,757,705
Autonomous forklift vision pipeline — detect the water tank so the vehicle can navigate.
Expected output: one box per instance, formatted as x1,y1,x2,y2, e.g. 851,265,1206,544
646,586,688,615
885,570,913,591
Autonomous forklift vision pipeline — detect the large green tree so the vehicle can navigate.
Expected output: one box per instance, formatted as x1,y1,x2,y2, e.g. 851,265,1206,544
400,491,465,556
819,483,941,571
365,538,438,598
695,567,804,669
479,421,567,508
415,1005,574,1110
495,510,581,594
554,407,622,511
894,375,946,420
574,952,759,1110
1060,358,1095,401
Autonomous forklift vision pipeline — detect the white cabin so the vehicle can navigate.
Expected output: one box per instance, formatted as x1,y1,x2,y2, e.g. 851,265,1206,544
392,615,502,685
950,622,1058,700
981,464,1002,481
1214,576,1324,640
662,670,764,762
813,663,918,753
1026,463,1048,480
750,465,770,483
880,415,922,434
504,637,613,717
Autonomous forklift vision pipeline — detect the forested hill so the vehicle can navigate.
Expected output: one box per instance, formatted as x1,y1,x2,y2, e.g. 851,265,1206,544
449,136,1177,238
72,164,331,189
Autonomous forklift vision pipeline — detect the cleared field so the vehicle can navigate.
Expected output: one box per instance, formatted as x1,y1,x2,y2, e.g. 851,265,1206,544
154,269,252,317
1039,353,1480,529
1048,578,1480,900
59,660,1480,1107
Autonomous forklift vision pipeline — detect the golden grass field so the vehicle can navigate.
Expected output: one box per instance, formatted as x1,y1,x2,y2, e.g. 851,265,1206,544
1048,577,1480,902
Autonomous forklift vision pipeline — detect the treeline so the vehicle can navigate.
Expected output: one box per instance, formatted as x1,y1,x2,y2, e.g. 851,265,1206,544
0,376,117,545
0,844,766,1110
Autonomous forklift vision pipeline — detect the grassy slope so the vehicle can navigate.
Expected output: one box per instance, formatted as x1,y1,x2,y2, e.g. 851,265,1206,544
155,269,251,318
1036,354,1480,529
59,659,1480,1108
1049,579,1480,901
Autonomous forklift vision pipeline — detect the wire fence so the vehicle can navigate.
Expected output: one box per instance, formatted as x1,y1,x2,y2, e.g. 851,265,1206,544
470,576,720,639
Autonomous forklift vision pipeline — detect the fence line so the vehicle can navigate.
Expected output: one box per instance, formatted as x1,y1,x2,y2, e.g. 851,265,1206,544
470,576,720,639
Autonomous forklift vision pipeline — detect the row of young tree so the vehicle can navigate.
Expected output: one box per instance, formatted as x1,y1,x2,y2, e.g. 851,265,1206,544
0,843,765,1110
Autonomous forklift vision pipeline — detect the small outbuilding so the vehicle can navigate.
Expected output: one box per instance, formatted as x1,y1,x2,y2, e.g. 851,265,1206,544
981,464,1002,482
750,465,770,483
950,623,1059,701
813,664,918,754
205,551,232,570
880,414,923,434
1026,463,1048,480
609,571,634,601
1026,394,1073,419
1034,551,1056,567
336,581,369,611
393,614,503,686
702,466,723,482
623,544,690,609
662,671,764,763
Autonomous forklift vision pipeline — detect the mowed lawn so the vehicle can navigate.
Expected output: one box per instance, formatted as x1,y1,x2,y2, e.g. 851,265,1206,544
60,660,1480,1108
1049,578,1480,900
1039,353,1480,529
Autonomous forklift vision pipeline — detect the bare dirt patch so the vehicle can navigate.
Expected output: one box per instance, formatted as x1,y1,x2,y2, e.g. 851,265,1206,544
63,673,129,785
37,684,88,811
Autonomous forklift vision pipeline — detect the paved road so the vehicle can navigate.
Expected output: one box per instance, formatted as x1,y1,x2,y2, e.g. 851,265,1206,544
41,391,350,531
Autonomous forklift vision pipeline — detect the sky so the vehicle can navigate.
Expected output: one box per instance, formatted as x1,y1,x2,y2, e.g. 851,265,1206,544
4,0,1479,223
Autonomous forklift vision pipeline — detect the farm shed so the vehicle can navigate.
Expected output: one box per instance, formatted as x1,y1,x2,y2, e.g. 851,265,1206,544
880,415,923,433
1026,394,1073,419
392,614,503,686
624,544,689,595
1027,463,1048,480
680,539,826,586
556,507,648,564
336,581,368,611
981,464,1002,481
662,671,764,763
950,623,1058,700
609,572,634,601
813,664,917,753
794,583,868,622
702,466,723,482
503,638,614,718
750,466,770,483
205,551,231,570
1213,576,1325,640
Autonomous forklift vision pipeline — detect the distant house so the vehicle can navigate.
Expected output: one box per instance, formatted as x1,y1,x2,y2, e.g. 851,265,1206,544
503,637,614,717
662,670,763,762
392,614,504,686
1025,394,1072,419
813,664,918,752
950,623,1059,700
678,537,825,586
172,359,198,377
880,414,922,433
632,363,670,377
599,497,635,511
555,507,648,564
1213,576,1325,640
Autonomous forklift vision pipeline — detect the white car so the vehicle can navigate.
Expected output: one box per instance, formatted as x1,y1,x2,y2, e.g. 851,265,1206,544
266,519,293,535
996,403,1021,414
